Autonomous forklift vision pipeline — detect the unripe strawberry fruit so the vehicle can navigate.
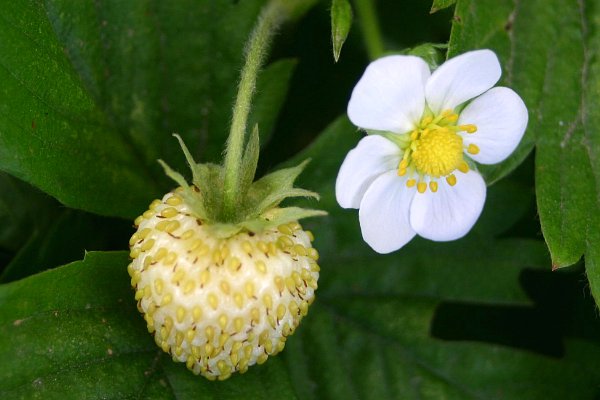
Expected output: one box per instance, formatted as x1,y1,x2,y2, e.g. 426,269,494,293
128,188,320,380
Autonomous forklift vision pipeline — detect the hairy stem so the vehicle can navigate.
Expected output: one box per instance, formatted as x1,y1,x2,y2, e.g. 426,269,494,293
222,2,285,221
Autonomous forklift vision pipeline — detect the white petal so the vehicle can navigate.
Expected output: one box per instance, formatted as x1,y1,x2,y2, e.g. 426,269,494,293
425,49,501,114
458,87,528,164
348,55,430,133
336,135,400,209
358,171,417,253
409,170,486,241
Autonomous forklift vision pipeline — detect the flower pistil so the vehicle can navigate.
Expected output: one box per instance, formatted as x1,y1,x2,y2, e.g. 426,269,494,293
397,110,479,193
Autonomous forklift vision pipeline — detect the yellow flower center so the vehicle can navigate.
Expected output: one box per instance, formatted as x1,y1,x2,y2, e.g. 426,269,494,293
397,110,479,194
412,128,464,177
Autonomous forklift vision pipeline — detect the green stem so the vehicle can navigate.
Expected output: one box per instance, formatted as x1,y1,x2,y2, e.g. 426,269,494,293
222,2,284,220
353,0,385,60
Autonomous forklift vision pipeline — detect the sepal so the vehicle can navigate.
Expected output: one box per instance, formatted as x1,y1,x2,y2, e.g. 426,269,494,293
241,207,327,232
160,136,323,238
239,124,261,199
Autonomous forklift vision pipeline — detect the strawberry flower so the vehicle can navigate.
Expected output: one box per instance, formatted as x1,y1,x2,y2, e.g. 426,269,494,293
336,50,528,253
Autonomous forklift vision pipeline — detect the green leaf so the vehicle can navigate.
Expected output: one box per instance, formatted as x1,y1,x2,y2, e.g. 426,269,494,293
331,0,353,62
0,1,317,219
430,0,456,13
0,1,162,218
0,251,299,399
447,0,600,301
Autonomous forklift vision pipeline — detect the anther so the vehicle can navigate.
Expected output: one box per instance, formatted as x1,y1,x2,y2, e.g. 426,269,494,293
406,179,416,188
467,143,480,155
460,124,477,133
446,174,457,186
458,161,469,173
444,113,458,123
429,181,438,193
417,182,427,194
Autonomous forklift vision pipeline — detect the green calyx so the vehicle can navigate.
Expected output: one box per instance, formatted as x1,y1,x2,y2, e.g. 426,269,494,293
159,130,325,239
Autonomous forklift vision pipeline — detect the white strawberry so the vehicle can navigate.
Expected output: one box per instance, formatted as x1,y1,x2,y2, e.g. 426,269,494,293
128,132,324,380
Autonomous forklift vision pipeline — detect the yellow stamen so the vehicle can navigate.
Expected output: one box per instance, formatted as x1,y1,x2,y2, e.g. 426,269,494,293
395,112,479,192
467,143,480,155
446,174,457,186
460,124,477,133
443,113,458,123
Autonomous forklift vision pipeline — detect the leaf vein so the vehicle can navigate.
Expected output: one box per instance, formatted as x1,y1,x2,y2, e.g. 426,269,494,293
319,298,485,400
